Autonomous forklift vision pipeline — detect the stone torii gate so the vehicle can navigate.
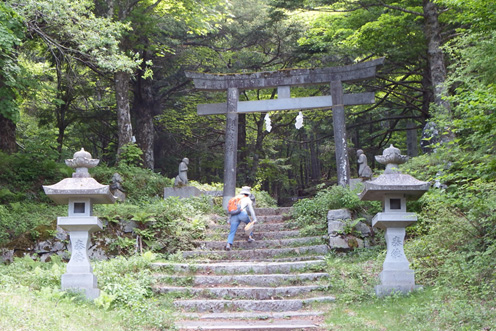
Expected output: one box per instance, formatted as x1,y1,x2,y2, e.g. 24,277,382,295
186,58,384,206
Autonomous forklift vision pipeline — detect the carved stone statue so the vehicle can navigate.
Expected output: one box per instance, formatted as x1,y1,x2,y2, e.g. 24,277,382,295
110,173,126,201
357,149,373,179
174,158,189,187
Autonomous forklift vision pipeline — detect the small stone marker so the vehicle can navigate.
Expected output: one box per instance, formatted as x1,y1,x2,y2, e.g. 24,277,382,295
174,157,189,187
359,145,430,297
43,148,115,300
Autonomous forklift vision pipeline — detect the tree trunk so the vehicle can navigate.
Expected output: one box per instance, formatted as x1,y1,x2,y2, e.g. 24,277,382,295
406,120,418,157
115,71,133,159
423,0,450,112
421,0,453,152
132,72,155,170
238,112,248,182
309,133,320,180
0,114,17,154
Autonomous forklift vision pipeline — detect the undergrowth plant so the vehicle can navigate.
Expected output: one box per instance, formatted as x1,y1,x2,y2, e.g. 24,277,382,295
292,185,380,235
0,253,176,330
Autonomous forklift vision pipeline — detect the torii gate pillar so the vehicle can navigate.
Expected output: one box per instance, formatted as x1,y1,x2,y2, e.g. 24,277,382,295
186,58,384,206
331,80,351,186
224,87,239,201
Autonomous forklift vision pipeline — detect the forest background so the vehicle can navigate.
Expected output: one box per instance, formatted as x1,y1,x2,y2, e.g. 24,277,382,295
3,0,494,201
1,0,496,330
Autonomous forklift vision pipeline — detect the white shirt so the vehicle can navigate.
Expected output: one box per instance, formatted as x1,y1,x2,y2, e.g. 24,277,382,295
240,195,257,222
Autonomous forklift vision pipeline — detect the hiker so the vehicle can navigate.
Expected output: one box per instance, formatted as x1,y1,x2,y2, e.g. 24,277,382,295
225,186,257,251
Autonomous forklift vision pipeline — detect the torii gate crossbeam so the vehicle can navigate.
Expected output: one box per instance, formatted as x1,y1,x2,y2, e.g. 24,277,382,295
186,58,384,207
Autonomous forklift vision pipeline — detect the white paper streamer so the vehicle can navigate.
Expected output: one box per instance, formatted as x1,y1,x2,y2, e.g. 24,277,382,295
295,111,304,129
264,113,272,132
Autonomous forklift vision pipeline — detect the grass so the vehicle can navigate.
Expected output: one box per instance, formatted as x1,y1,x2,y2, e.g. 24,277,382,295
0,286,126,331
2,248,496,330
324,287,496,331
322,248,496,331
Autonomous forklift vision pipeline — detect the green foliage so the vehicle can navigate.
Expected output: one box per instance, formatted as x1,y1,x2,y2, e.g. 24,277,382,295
118,143,144,167
292,185,380,235
324,248,382,303
91,164,173,203
96,195,215,255
0,150,72,203
0,202,63,246
0,254,175,330
406,182,496,299
93,255,155,308
251,189,277,208
0,2,25,122
0,255,64,290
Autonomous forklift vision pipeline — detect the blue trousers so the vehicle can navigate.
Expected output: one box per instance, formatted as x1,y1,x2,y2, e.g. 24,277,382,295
227,211,252,244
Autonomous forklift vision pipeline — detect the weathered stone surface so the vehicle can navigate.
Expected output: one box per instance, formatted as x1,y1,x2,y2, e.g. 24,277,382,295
158,273,329,287
181,244,329,260
157,285,324,299
327,209,351,222
328,221,345,236
193,236,323,250
154,206,335,330
152,260,326,275
182,311,325,320
355,222,372,237
177,319,321,330
360,145,427,297
174,296,335,313
255,207,292,216
185,58,385,91
122,220,137,233
164,186,202,199
0,249,14,263
329,236,350,249
329,236,364,250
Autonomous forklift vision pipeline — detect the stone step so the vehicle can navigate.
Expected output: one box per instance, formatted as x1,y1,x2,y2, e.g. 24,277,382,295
185,255,326,264
174,296,335,312
194,236,325,250
151,260,326,275
254,207,292,216
255,214,287,223
176,319,322,331
207,222,294,233
181,311,325,320
205,230,302,241
156,272,329,287
215,214,287,224
182,245,329,260
156,285,327,299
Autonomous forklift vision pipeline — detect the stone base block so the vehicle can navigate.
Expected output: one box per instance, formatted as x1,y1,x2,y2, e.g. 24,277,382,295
164,186,202,199
375,284,423,297
61,273,100,300
379,269,415,286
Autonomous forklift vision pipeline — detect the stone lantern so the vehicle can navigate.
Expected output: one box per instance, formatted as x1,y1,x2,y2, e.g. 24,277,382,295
359,145,430,297
43,148,115,299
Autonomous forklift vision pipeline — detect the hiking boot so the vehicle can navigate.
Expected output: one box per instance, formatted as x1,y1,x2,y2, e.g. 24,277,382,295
225,243,231,251
247,237,255,243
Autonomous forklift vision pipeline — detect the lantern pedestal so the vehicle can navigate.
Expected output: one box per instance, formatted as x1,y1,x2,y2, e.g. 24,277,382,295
373,214,422,296
58,217,102,299
359,145,429,297
43,149,115,300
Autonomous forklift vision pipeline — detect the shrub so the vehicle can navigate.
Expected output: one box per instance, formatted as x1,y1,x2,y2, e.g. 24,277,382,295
96,195,217,255
292,185,380,235
0,202,63,246
0,151,72,203
90,164,173,202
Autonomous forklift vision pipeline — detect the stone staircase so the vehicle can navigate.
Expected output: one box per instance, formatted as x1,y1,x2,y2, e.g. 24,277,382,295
151,207,334,330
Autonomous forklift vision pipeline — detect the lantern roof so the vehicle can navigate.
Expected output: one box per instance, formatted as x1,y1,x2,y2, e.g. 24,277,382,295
43,148,115,205
359,145,430,201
